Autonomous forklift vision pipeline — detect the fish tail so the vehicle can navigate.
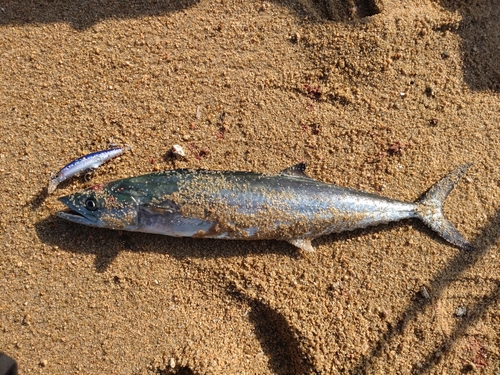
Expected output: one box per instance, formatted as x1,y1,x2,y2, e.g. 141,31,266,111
415,163,474,251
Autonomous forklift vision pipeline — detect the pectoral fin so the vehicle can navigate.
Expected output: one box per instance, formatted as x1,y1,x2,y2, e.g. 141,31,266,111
287,238,314,252
140,200,180,215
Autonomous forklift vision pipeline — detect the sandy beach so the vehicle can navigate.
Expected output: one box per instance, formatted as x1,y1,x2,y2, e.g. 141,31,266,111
1,0,499,373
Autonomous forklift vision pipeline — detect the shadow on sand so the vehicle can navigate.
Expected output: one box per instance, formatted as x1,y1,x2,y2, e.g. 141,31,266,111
244,297,316,375
352,207,500,374
225,287,317,375
0,0,200,30
0,0,381,30
435,0,499,92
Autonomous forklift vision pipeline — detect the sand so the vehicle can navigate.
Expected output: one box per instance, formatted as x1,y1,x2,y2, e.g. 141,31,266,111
0,0,499,373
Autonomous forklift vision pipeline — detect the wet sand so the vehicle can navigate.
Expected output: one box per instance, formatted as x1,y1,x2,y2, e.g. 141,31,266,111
1,0,499,373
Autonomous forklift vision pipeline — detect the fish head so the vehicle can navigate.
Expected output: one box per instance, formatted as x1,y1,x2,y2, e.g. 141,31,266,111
56,183,143,230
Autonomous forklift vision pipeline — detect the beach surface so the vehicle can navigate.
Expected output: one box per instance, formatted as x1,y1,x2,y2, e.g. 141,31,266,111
1,0,499,373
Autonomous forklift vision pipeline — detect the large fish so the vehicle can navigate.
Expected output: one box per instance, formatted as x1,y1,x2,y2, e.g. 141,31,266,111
56,163,474,251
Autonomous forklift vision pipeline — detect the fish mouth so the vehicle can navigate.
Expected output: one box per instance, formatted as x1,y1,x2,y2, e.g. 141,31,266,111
56,196,99,225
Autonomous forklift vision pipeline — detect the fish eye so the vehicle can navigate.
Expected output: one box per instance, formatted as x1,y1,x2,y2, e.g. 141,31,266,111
84,197,99,211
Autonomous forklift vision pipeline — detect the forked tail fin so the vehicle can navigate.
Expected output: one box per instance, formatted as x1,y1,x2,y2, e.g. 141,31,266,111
416,163,474,251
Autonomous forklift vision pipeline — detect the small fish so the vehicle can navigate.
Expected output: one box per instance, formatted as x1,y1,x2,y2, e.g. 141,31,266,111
56,163,474,251
48,147,129,194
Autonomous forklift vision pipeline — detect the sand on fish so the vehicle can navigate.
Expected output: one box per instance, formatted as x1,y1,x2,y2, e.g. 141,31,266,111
0,0,499,373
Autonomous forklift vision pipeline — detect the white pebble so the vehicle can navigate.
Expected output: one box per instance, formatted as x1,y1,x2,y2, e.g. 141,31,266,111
171,144,185,157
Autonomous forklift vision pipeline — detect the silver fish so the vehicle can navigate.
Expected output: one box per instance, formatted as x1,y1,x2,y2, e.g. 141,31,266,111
48,147,129,194
56,163,474,251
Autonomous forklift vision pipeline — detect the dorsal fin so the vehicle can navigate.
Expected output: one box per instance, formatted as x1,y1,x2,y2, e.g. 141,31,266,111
280,163,308,177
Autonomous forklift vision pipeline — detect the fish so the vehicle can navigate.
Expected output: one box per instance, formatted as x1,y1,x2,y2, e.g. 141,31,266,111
56,163,474,251
48,147,129,194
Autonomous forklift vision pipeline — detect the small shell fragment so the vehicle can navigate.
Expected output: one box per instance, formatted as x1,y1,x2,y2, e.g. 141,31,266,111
455,306,467,318
171,144,185,158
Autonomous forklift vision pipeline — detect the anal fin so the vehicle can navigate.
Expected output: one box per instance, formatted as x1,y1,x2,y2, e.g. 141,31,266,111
287,238,314,252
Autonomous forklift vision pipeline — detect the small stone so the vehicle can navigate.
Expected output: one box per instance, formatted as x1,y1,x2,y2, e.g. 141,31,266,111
169,358,176,368
430,118,439,126
425,86,435,97
419,286,430,299
22,313,31,325
171,144,185,157
40,359,47,367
